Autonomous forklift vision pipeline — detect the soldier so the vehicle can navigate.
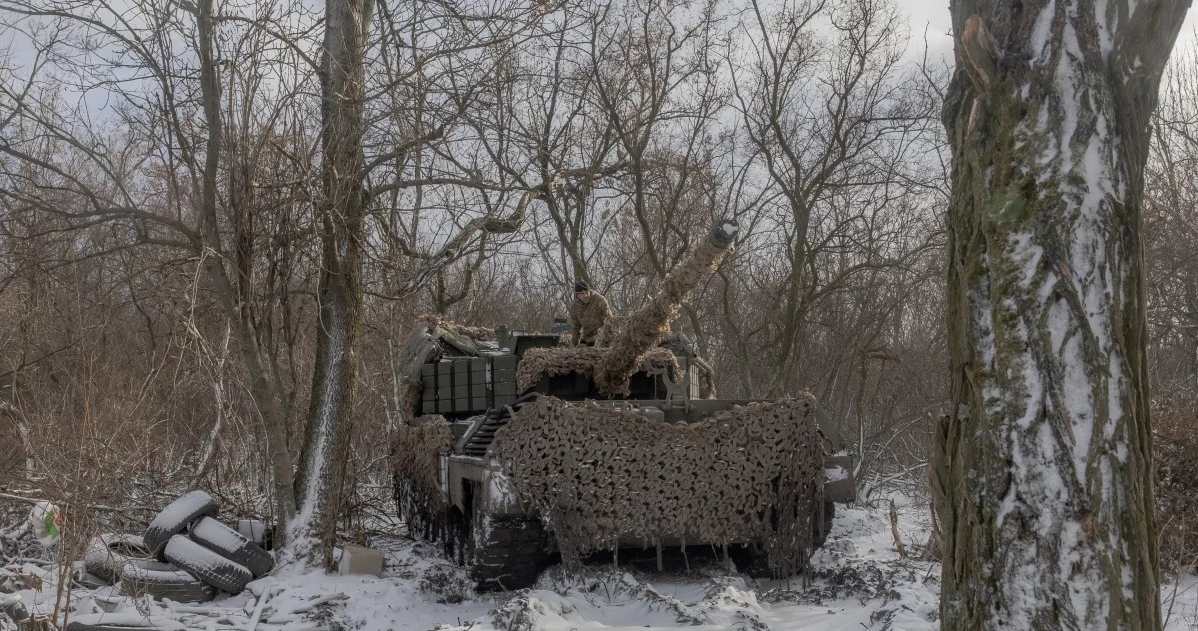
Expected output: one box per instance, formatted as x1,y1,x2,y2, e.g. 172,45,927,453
568,280,612,346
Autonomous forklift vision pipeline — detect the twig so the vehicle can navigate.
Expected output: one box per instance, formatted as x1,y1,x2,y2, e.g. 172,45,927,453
889,500,908,559
2,523,29,540
0,491,156,513
0,492,36,505
264,592,349,622
245,581,275,631
288,592,349,613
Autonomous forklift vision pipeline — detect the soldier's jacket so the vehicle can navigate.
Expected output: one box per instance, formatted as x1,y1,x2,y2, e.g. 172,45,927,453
569,293,613,345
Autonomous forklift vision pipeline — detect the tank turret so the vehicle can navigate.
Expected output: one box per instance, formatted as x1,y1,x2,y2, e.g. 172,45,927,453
594,218,738,394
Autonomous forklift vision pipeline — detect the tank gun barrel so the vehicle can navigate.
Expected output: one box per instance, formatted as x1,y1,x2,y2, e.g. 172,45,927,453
595,219,739,394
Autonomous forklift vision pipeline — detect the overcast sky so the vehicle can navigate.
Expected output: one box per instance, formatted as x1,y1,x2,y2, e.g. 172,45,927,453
902,0,1198,63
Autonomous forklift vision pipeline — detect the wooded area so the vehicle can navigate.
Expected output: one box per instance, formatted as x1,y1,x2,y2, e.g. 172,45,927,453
0,0,1196,614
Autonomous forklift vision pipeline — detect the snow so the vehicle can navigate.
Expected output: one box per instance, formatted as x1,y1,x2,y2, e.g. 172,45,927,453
148,492,215,533
6,499,1198,630
267,500,947,631
65,613,187,630
119,566,196,583
824,466,848,483
237,519,268,545
1030,0,1056,62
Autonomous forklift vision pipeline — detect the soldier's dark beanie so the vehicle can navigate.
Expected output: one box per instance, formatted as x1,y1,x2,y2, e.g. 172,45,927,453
574,280,591,293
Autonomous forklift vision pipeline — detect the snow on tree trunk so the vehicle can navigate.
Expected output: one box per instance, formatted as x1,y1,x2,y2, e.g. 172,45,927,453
936,1,1188,629
289,0,374,568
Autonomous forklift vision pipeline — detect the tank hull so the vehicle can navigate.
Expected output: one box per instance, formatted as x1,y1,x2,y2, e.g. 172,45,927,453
399,394,854,589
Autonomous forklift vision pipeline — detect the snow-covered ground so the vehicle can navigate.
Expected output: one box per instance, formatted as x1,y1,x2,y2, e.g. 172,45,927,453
4,497,1198,631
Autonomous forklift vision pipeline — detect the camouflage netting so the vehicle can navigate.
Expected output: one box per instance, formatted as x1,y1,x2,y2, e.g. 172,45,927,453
515,346,681,396
391,416,454,538
593,315,631,348
416,315,496,342
594,324,717,398
489,394,825,576
596,237,733,394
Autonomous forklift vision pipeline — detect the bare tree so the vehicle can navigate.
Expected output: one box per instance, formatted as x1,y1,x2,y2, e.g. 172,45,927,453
0,0,322,533
728,0,939,398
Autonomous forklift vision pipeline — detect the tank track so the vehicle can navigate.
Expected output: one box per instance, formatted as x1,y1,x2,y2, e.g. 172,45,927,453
469,516,550,591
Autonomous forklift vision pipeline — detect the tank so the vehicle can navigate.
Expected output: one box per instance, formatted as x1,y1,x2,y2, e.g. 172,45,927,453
392,219,855,590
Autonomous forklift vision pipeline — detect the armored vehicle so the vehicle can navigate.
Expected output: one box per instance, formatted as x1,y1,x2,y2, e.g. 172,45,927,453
392,219,855,590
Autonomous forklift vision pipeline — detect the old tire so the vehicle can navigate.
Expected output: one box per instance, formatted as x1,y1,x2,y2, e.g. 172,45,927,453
65,613,186,631
188,517,274,578
162,535,252,595
0,595,27,622
469,515,550,592
83,535,175,586
143,491,219,560
118,565,217,603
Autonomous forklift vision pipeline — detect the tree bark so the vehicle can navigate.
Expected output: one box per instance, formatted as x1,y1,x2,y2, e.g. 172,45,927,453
937,1,1188,629
291,0,374,568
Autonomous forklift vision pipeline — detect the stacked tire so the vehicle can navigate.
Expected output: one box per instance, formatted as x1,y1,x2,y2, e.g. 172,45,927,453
143,491,273,596
84,491,273,602
81,534,216,603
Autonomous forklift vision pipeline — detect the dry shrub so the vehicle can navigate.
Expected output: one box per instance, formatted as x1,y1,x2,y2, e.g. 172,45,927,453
1154,395,1198,570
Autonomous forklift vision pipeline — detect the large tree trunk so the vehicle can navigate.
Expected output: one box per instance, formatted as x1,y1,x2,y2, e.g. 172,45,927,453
937,1,1188,629
291,0,374,568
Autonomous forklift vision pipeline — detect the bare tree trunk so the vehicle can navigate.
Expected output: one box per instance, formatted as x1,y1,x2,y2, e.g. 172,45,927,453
938,2,1188,629
290,0,374,568
195,0,299,529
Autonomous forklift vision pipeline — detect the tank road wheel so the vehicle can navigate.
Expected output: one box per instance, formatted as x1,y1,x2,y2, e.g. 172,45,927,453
464,481,549,592
730,543,774,579
469,515,549,591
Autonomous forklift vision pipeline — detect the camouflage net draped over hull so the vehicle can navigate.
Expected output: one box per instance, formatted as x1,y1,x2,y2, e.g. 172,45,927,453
391,417,454,538
596,238,733,394
515,346,681,396
489,395,825,576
